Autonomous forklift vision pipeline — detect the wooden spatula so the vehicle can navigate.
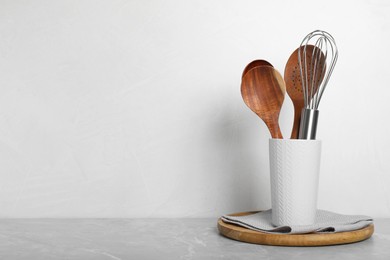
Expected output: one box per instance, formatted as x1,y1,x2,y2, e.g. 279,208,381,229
241,66,286,139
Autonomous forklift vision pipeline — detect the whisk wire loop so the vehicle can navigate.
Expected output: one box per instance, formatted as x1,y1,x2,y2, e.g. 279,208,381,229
298,30,338,110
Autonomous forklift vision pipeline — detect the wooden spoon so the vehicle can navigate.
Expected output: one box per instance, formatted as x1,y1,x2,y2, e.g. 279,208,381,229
242,60,273,78
284,45,326,139
241,66,286,139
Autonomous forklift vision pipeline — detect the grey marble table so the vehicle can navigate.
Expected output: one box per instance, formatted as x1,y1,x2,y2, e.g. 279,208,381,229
0,218,389,259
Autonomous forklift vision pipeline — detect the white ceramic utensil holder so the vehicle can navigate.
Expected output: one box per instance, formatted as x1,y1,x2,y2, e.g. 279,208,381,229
269,139,322,226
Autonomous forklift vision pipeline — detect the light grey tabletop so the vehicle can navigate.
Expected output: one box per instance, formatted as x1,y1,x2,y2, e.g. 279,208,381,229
0,218,389,259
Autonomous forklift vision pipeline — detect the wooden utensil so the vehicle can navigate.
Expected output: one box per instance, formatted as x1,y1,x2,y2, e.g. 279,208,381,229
241,66,286,139
284,45,326,139
242,60,273,78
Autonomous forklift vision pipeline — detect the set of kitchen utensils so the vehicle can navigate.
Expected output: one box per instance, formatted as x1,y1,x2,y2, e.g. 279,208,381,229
241,30,339,226
218,31,374,246
241,30,338,140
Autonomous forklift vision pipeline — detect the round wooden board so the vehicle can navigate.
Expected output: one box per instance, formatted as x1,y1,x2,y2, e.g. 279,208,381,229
218,211,374,247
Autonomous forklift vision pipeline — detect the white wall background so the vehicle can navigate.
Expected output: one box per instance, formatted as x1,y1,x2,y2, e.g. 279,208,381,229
0,0,389,218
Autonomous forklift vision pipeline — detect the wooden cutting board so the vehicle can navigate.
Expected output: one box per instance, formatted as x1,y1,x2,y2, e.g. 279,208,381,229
218,211,374,247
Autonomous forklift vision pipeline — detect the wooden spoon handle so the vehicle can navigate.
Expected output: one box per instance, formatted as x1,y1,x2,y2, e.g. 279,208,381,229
290,104,302,139
272,127,283,139
266,120,283,139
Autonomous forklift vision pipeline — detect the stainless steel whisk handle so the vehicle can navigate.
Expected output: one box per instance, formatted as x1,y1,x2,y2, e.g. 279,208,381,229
298,109,319,140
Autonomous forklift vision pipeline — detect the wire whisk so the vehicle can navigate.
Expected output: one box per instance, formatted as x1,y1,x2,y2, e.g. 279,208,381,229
297,30,338,139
